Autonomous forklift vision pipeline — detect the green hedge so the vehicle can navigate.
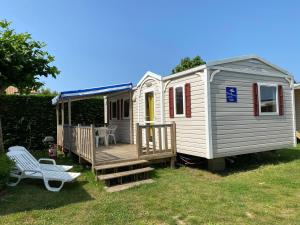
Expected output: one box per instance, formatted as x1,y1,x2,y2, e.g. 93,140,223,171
0,95,104,150
0,154,13,190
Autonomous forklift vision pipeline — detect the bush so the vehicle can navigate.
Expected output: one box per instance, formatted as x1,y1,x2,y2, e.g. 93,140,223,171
0,154,13,190
0,95,103,150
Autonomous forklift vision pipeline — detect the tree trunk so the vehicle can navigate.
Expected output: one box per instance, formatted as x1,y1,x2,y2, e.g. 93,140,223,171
0,118,4,154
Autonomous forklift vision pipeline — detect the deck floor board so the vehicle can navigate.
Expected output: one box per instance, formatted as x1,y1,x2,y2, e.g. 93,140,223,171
95,144,137,165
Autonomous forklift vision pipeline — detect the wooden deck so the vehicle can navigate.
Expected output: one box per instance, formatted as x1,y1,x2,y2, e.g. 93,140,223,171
58,123,177,168
95,144,137,165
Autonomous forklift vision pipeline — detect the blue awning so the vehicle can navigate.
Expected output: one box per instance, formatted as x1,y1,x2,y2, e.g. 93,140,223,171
52,82,132,105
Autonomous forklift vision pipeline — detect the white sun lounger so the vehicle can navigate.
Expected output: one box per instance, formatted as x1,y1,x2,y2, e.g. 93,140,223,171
7,151,81,192
8,146,73,172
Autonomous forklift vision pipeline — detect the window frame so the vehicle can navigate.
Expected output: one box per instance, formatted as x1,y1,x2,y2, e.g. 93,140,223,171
111,100,117,120
173,84,186,117
258,83,279,116
122,98,130,120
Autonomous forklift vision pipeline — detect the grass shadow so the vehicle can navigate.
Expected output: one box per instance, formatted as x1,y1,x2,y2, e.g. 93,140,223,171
0,149,95,216
216,148,300,176
0,179,94,216
176,147,300,176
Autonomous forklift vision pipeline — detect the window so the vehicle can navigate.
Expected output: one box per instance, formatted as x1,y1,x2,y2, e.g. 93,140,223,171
123,98,130,119
259,84,278,115
112,101,117,119
174,85,185,116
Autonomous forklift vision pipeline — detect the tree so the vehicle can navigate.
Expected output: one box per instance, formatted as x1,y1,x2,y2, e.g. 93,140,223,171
0,118,3,154
0,20,60,94
171,55,206,74
38,87,58,96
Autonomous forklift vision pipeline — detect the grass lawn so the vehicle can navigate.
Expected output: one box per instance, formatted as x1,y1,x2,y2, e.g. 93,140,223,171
1,146,300,225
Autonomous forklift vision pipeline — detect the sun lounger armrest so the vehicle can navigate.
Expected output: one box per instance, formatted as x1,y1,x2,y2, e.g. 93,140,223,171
38,158,56,165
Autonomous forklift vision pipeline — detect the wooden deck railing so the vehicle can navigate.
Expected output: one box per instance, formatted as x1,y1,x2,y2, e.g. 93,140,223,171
58,124,96,168
57,125,63,146
136,122,176,160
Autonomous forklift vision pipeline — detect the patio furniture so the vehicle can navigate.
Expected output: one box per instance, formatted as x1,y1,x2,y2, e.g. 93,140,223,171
95,127,108,147
107,125,117,144
6,150,81,192
8,146,73,172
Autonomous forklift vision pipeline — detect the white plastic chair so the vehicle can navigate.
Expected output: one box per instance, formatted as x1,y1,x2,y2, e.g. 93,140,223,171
107,125,117,144
8,146,73,172
95,127,108,147
6,151,81,192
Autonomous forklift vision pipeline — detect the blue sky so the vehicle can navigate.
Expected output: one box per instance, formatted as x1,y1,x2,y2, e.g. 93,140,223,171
1,0,300,92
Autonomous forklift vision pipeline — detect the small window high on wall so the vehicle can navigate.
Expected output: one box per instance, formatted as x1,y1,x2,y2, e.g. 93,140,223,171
259,84,278,115
174,85,185,116
112,101,117,119
123,98,130,119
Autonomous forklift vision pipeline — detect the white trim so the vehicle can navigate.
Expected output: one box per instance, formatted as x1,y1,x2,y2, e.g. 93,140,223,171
136,71,162,87
143,87,156,123
291,79,297,147
173,84,186,117
209,69,221,82
104,96,108,124
204,69,213,159
122,98,130,119
257,83,279,116
294,83,300,89
206,54,291,76
163,80,171,92
163,65,206,81
209,66,293,79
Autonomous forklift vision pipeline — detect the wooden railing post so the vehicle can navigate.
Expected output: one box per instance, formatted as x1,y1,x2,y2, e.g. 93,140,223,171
136,123,140,159
77,124,81,164
90,124,96,173
171,122,177,155
170,122,176,168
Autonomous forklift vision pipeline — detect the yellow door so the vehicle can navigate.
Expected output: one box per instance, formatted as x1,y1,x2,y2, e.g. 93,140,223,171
145,92,154,122
145,92,154,141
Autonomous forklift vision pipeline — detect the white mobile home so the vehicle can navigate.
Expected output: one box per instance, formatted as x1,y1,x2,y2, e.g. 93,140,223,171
54,55,296,171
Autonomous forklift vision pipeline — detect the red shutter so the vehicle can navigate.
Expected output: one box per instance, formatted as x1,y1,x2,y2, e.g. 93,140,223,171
253,83,259,116
169,87,174,118
185,83,191,118
109,101,112,120
278,85,284,116
117,100,120,120
121,99,123,119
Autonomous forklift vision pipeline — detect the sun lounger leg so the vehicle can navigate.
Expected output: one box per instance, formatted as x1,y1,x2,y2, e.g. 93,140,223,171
6,173,22,187
43,178,65,192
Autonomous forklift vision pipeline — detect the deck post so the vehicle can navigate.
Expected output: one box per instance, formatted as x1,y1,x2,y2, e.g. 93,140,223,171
61,101,65,151
170,122,176,169
68,99,72,156
90,124,96,173
136,123,140,159
78,124,81,164
56,104,59,146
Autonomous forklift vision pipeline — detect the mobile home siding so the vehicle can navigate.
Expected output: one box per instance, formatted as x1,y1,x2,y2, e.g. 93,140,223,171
107,91,131,143
164,73,207,157
210,70,294,158
219,59,283,74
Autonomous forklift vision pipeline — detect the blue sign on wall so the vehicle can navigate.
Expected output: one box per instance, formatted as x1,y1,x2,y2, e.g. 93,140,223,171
226,87,237,103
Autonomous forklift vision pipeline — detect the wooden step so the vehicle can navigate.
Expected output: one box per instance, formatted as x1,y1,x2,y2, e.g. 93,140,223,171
105,179,154,192
94,160,148,171
98,167,154,181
